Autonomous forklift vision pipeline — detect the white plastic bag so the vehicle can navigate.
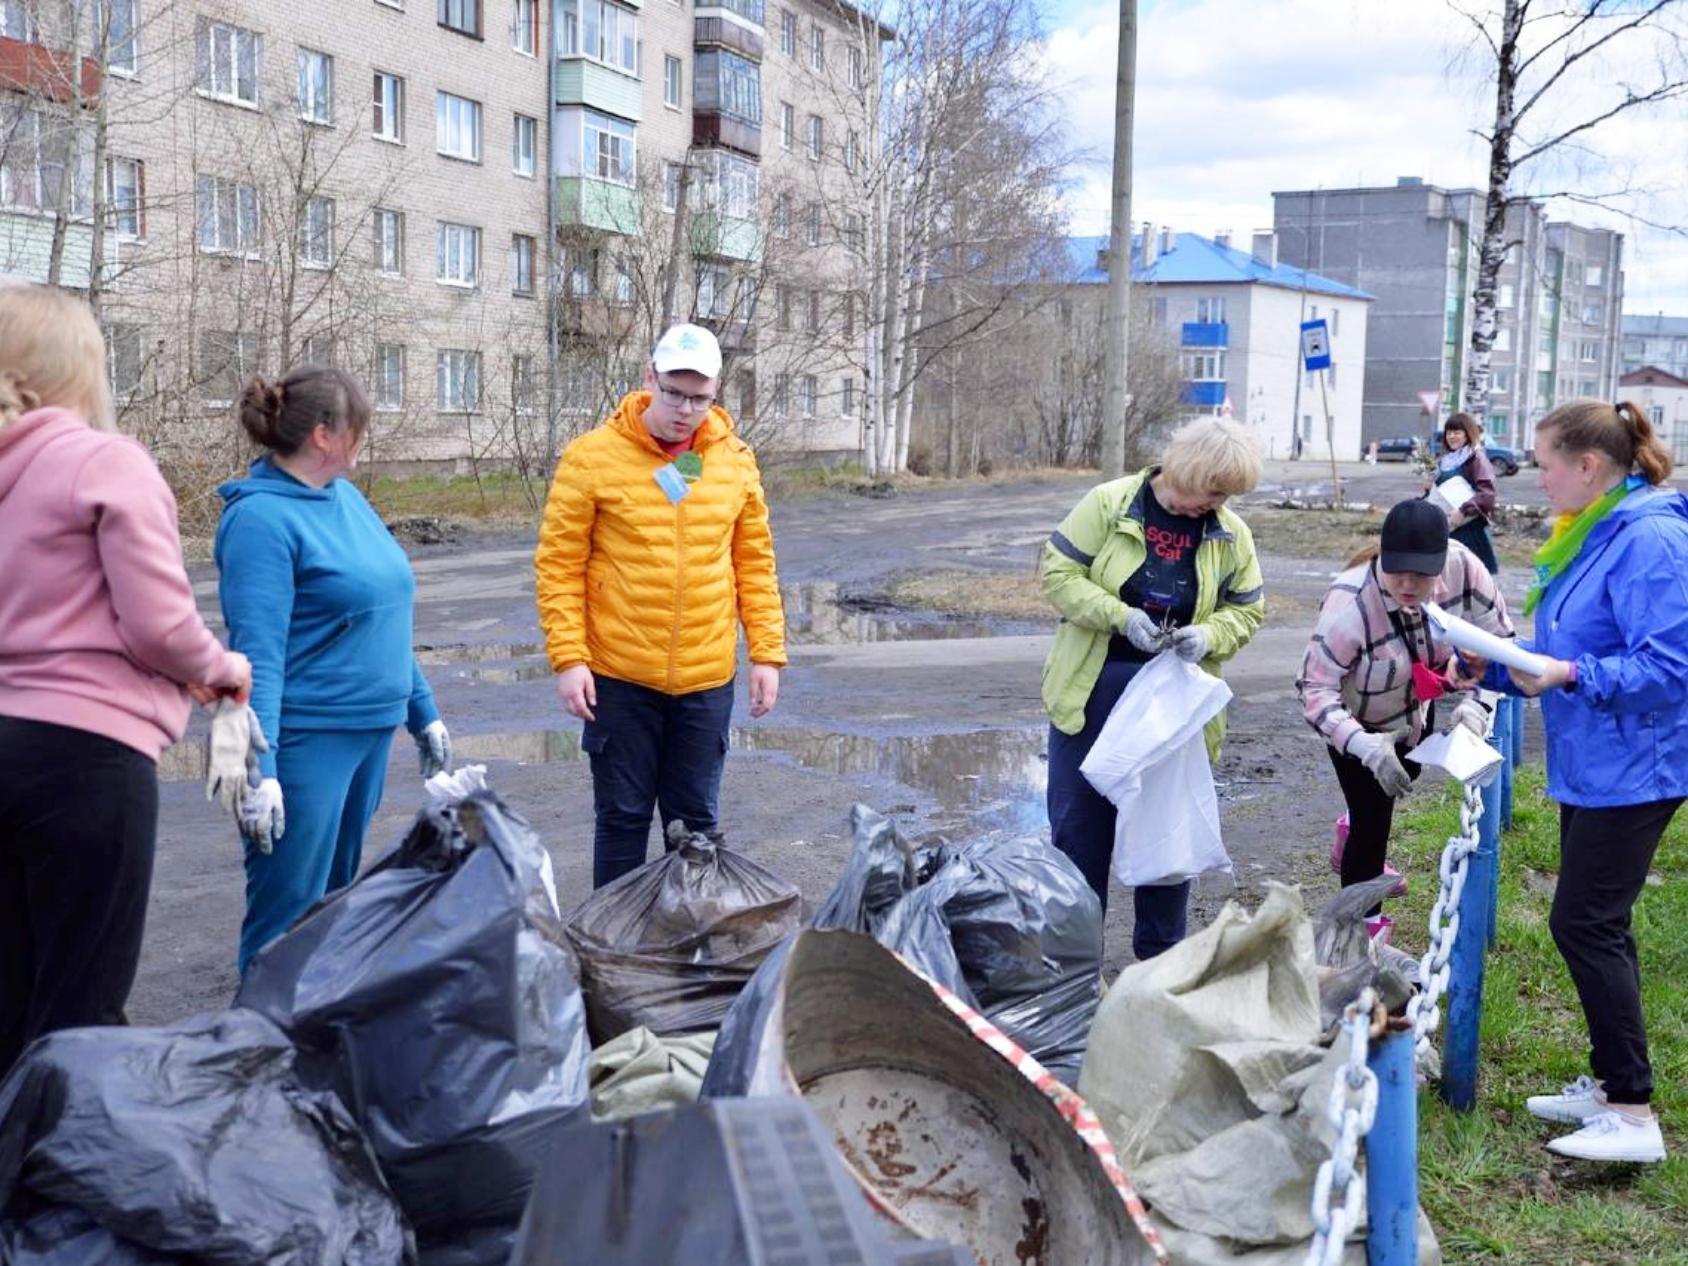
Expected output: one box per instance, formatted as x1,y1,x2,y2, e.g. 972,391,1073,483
1079,652,1234,888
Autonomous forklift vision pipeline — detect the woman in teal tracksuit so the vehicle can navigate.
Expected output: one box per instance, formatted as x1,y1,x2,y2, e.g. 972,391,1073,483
216,366,451,972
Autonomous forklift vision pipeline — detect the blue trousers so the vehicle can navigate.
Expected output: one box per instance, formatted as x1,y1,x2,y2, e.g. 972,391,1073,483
1047,658,1192,961
239,727,394,973
584,676,735,888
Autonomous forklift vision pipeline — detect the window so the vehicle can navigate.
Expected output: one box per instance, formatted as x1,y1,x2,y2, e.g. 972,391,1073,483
696,264,730,318
559,0,640,75
435,221,480,285
841,377,855,415
799,374,817,417
196,20,260,105
772,371,790,416
299,196,334,267
1579,340,1599,361
779,102,794,149
803,288,819,333
613,258,634,304
1582,302,1604,324
568,249,595,296
661,161,682,212
704,149,758,220
806,114,822,160
664,55,682,109
776,284,791,332
436,92,482,160
809,23,823,70
512,353,537,413
584,110,635,184
696,50,761,124
439,0,481,37
373,72,405,142
1184,351,1225,380
1649,405,1665,427
106,157,143,238
103,0,139,75
107,324,143,396
200,331,259,405
1196,295,1225,323
1497,283,1514,309
1586,265,1603,287
511,233,535,295
512,113,537,176
843,291,855,339
297,49,332,123
805,201,820,246
772,191,790,238
1487,412,1508,437
1537,369,1553,401
779,9,796,56
844,212,862,254
1491,368,1512,393
849,45,864,89
374,344,405,411
372,208,404,275
195,175,260,254
844,128,858,172
436,349,482,411
513,0,539,54
300,334,334,366
1493,328,1511,352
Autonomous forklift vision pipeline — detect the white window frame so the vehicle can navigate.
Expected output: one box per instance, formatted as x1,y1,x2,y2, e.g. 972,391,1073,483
1196,295,1226,324
558,0,641,76
780,101,794,150
805,201,820,247
664,55,682,110
848,44,863,89
435,221,481,287
374,343,405,412
841,377,855,416
809,23,823,70
512,352,538,414
436,348,482,412
805,113,822,160
106,322,144,396
200,331,260,406
297,48,333,124
197,20,261,107
613,259,634,305
1586,265,1604,287
780,9,796,56
299,195,334,269
372,207,404,276
511,233,536,296
583,109,636,185
195,174,260,256
103,0,139,76
439,0,482,37
435,91,482,162
513,113,538,177
373,72,405,143
661,160,682,213
512,0,539,55
799,373,817,418
106,156,142,239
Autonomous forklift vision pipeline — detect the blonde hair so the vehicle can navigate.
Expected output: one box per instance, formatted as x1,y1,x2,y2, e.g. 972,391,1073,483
0,284,116,434
1160,416,1263,498
1538,397,1673,486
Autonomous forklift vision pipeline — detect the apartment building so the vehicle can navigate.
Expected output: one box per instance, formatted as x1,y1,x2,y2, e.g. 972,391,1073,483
1622,314,1688,381
1273,178,1624,451
1619,365,1688,467
0,0,877,466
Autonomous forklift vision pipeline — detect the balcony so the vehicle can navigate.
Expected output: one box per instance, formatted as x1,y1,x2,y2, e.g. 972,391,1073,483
1181,321,1228,348
554,177,640,234
690,212,760,263
1182,380,1227,408
0,36,101,105
554,60,642,121
693,16,764,59
696,0,766,27
695,313,756,353
692,113,759,157
0,211,107,290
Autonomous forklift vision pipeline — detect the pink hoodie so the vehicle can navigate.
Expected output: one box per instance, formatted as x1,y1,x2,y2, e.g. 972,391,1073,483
0,408,243,760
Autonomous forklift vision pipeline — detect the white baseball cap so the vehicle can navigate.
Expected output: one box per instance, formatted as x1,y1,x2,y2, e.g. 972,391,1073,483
650,323,723,379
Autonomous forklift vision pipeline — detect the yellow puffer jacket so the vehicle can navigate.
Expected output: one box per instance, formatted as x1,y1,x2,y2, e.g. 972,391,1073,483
535,391,786,694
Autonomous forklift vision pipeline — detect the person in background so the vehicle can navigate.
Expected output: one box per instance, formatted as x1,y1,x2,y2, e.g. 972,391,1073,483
215,366,449,973
535,324,786,888
1427,412,1499,573
0,286,251,1075
1040,417,1266,960
1460,399,1687,1164
1297,500,1512,931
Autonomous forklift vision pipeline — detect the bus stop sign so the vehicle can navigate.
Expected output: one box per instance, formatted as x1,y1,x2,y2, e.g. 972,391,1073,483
1300,319,1332,372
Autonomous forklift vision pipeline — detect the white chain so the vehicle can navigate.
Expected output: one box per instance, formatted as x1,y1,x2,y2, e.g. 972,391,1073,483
1305,987,1380,1266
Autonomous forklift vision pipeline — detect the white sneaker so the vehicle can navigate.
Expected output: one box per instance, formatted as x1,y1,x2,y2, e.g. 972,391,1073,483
1545,1110,1667,1163
1525,1074,1606,1124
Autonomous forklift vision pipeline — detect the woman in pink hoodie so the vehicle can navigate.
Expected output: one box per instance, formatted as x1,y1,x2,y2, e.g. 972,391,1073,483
0,286,251,1075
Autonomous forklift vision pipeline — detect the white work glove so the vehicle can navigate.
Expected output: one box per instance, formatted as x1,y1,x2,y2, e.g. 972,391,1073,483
416,719,452,779
1170,624,1211,663
1449,698,1490,739
1119,607,1167,656
206,701,268,815
1351,731,1412,799
239,778,286,854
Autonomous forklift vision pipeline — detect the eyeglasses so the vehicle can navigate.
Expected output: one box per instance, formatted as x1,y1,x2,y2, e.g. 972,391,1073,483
655,383,716,412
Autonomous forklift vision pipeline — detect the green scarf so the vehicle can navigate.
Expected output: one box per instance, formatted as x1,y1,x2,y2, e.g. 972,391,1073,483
1524,475,1642,614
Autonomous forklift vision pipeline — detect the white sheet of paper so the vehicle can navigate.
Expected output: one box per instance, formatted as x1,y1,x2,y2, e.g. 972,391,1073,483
1423,601,1553,677
1430,474,1476,515
1407,725,1504,787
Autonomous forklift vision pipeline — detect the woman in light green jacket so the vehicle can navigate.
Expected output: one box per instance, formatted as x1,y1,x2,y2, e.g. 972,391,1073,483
1041,417,1265,959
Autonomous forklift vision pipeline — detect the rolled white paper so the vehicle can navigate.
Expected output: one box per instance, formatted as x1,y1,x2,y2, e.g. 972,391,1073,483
1423,601,1554,677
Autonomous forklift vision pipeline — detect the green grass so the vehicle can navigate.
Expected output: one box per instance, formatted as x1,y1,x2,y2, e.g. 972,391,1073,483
359,471,545,521
1386,768,1688,1264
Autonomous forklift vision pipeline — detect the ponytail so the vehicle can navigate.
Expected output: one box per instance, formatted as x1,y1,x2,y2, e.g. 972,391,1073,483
1614,400,1674,486
1346,543,1380,570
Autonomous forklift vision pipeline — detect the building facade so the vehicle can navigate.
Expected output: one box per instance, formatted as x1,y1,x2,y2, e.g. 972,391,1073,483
1622,314,1688,381
0,0,877,467
1619,365,1688,467
1273,178,1624,452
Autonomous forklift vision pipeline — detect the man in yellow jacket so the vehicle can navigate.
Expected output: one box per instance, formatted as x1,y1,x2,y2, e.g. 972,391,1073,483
535,324,787,886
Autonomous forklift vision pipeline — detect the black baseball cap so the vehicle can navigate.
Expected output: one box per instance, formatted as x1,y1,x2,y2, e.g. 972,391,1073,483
1380,499,1448,576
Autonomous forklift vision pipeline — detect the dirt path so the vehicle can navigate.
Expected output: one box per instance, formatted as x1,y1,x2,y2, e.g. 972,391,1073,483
130,471,1507,1021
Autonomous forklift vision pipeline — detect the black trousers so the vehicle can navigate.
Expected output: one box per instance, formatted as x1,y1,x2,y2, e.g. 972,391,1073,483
1327,738,1422,914
1551,797,1683,1105
583,675,735,889
0,716,159,1078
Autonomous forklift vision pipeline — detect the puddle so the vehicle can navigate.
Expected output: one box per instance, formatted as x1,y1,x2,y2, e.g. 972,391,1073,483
782,582,997,644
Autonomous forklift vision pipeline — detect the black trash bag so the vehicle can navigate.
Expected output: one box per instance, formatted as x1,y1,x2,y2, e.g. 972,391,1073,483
564,822,802,1045
236,783,589,1266
814,807,1102,1082
0,1010,411,1266
810,803,957,933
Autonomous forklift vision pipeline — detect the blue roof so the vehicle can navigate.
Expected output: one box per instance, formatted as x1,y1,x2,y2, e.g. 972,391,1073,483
1623,313,1688,337
1064,233,1372,301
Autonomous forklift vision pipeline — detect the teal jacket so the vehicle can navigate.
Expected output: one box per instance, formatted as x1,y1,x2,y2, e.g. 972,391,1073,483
1040,469,1265,756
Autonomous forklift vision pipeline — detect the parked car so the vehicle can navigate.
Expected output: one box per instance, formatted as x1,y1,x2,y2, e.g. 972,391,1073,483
1430,434,1522,476
1374,435,1423,462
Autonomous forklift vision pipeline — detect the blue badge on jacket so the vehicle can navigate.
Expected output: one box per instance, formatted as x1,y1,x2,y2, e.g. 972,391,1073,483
654,463,691,505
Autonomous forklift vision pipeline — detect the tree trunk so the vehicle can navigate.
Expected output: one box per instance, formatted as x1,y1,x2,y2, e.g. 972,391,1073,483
1463,0,1525,423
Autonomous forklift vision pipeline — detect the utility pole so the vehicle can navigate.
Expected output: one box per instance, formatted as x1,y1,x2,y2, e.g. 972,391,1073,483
1099,0,1137,479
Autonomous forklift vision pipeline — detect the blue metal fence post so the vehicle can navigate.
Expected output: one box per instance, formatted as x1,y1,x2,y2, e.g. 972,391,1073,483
1442,772,1500,1111
1511,695,1526,766
1366,1028,1419,1266
1489,708,1510,948
1498,699,1515,832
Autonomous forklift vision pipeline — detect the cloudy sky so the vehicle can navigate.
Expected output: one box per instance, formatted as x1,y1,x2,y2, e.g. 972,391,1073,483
1038,0,1688,315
